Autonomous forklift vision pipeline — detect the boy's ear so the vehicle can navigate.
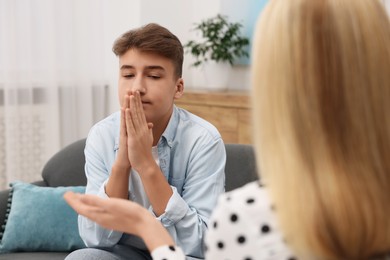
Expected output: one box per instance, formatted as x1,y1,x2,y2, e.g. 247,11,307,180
174,78,184,99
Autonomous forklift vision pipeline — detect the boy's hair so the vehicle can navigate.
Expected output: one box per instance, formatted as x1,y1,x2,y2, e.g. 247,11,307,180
112,23,183,78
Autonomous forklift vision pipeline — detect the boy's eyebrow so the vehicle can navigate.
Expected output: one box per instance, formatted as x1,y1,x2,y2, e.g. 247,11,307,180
120,65,165,71
120,65,134,70
144,65,165,71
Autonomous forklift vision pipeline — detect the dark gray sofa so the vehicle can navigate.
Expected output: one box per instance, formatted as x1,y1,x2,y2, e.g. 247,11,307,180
0,139,258,259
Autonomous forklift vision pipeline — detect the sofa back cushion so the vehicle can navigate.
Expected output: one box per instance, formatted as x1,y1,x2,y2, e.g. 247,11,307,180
225,143,258,191
41,139,258,192
42,139,87,187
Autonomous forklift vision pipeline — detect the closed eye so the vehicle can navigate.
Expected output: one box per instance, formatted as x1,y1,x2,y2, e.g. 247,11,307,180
124,74,135,78
148,75,161,79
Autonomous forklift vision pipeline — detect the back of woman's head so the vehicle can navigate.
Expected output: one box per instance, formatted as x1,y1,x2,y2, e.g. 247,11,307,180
252,0,390,258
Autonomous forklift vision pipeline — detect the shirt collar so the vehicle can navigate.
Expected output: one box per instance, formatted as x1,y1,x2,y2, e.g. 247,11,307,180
160,105,179,148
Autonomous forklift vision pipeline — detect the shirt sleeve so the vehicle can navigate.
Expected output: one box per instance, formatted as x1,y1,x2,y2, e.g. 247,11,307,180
155,137,226,258
78,126,124,247
151,245,185,260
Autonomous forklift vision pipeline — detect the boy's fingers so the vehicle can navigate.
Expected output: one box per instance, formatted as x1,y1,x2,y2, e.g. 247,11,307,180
124,94,130,107
130,95,141,129
121,94,130,135
136,91,148,126
120,108,127,136
125,108,136,135
130,92,147,130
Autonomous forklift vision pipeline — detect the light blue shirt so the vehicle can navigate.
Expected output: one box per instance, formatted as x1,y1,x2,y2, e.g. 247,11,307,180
78,105,226,259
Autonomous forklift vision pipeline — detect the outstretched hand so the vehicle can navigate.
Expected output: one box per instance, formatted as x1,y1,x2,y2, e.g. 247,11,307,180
64,191,149,235
64,191,175,251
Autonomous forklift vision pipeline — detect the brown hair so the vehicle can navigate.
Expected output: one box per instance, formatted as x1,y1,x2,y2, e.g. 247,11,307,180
112,23,183,78
252,0,390,259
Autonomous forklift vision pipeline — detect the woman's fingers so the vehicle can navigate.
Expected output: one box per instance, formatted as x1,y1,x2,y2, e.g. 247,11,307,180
64,192,106,215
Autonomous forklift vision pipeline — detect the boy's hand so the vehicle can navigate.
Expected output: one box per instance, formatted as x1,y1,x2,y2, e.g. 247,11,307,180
125,91,154,173
105,95,132,199
114,95,132,171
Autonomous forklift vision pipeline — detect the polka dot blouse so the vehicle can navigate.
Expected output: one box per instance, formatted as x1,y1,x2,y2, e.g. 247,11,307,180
150,181,297,260
151,245,185,260
204,181,296,260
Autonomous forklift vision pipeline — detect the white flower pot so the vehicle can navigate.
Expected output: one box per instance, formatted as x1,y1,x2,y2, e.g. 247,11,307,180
192,61,231,91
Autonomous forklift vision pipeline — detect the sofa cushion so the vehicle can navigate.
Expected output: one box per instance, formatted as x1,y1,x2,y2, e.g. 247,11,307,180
0,252,69,260
225,144,258,191
0,182,86,253
42,139,87,187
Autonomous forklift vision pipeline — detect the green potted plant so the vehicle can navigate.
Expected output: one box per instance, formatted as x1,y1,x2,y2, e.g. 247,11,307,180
184,14,250,67
184,14,250,89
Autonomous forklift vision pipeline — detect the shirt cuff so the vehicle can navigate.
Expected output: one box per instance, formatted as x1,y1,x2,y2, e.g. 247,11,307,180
155,186,189,226
151,245,185,260
97,179,110,198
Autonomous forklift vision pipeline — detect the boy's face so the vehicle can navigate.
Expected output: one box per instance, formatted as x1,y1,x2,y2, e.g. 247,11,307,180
118,48,183,126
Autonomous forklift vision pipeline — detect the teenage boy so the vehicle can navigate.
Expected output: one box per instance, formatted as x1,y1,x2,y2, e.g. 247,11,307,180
66,23,226,260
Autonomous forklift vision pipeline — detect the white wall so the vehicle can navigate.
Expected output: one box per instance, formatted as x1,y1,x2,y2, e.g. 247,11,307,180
100,0,141,114
102,0,390,114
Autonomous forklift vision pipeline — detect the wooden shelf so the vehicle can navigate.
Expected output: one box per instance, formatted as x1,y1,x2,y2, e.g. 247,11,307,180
175,89,252,144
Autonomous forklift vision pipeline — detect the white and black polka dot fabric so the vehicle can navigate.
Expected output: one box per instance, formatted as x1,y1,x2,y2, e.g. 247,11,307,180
151,245,185,260
204,181,296,260
150,181,297,260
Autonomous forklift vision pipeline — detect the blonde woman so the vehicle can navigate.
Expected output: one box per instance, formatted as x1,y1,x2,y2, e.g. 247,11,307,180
64,0,390,259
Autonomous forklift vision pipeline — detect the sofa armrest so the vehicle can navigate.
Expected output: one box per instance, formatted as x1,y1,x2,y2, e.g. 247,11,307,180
0,189,10,229
0,181,48,230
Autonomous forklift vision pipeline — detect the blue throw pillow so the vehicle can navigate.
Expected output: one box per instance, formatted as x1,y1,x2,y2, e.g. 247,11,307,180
0,181,86,253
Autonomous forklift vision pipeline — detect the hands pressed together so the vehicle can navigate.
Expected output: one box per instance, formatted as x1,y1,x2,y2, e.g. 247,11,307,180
66,91,176,251
64,92,174,249
117,91,154,173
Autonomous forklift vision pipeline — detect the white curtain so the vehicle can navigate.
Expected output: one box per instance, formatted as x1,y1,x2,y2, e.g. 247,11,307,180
0,0,110,188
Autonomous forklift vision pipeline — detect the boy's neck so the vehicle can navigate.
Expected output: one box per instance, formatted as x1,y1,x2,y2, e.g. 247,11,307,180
151,107,174,146
152,129,163,146
151,117,171,146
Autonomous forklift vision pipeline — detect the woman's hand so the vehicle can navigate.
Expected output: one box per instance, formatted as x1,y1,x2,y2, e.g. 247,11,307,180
64,191,175,251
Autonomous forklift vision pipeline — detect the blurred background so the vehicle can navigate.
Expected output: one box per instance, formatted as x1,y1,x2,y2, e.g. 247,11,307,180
0,0,389,188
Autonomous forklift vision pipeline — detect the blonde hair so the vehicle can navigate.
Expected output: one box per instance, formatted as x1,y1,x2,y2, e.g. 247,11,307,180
252,0,390,259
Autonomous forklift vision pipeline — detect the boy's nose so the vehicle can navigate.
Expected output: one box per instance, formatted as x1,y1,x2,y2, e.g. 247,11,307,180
131,78,146,94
